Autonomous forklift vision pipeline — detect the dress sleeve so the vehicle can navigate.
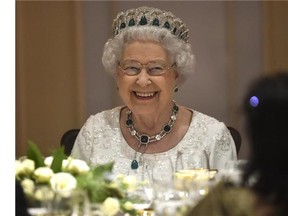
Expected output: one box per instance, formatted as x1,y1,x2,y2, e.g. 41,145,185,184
209,123,237,170
70,115,94,163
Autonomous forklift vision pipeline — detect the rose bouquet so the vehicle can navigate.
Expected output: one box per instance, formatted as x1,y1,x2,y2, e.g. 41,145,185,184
15,140,141,216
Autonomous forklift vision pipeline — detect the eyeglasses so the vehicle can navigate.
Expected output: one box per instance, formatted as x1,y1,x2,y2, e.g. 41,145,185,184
118,60,174,76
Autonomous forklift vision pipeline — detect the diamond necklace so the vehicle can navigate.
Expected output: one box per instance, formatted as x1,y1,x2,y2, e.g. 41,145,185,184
126,101,179,170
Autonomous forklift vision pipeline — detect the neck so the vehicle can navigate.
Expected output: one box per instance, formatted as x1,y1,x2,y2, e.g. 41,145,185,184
129,102,175,135
126,101,178,144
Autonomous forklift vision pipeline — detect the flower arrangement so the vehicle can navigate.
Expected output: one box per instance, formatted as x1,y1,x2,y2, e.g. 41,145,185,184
15,140,142,216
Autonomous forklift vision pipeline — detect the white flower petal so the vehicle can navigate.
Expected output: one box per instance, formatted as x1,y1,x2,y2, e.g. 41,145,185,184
44,156,54,167
50,172,77,197
21,179,35,195
22,159,35,175
101,197,120,216
34,167,54,183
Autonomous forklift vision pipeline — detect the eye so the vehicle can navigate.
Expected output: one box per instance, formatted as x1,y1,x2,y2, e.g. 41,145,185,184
120,62,141,75
148,64,165,75
125,66,141,75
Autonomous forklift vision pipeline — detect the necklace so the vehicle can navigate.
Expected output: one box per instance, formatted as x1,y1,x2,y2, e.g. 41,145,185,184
126,101,179,169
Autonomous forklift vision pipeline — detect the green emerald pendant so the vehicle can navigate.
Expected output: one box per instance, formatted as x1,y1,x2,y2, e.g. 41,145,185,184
131,160,139,169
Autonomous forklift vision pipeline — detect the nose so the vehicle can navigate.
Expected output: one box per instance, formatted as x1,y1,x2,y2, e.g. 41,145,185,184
136,68,151,87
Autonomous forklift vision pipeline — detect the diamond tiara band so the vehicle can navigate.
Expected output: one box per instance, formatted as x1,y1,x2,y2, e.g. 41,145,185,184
112,6,189,43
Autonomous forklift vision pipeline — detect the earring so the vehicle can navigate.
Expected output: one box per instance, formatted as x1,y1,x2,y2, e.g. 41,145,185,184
174,86,179,93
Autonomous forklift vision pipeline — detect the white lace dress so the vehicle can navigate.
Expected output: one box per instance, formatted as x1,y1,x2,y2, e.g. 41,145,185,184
71,106,237,178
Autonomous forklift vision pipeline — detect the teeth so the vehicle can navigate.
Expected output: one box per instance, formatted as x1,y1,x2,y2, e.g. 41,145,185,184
136,92,155,97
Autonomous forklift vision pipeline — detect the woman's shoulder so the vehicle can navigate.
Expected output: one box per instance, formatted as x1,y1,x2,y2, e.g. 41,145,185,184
193,109,223,123
187,108,227,130
80,106,123,132
86,106,122,122
89,106,122,118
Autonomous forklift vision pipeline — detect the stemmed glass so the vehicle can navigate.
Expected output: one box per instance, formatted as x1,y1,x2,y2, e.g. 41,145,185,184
175,148,210,181
126,162,154,213
151,157,191,216
26,185,52,216
174,149,212,206
176,148,209,171
151,157,174,188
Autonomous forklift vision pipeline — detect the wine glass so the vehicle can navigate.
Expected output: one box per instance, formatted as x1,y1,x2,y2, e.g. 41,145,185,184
126,163,154,213
26,185,88,216
174,149,212,206
175,148,210,183
26,185,52,216
176,148,208,170
151,157,174,185
151,157,191,216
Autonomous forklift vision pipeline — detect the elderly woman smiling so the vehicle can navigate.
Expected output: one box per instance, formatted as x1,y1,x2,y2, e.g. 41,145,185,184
71,6,237,178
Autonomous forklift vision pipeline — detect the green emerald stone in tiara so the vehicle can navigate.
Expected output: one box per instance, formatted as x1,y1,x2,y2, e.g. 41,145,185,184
139,16,148,25
112,6,189,43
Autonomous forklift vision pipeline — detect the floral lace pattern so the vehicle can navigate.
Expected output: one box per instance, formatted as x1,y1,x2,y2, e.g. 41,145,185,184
71,107,237,178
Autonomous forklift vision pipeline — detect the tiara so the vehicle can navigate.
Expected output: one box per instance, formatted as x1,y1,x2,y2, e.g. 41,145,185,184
112,6,189,43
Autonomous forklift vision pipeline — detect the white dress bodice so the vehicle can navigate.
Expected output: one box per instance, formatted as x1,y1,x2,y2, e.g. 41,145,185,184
71,106,237,178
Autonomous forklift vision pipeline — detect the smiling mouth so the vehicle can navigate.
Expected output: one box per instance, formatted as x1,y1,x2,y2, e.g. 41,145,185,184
133,91,157,99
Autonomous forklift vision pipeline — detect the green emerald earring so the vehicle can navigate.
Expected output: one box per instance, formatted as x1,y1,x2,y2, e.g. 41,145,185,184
174,86,179,93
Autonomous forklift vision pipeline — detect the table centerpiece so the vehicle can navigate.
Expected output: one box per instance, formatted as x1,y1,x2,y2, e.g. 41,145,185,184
15,140,145,216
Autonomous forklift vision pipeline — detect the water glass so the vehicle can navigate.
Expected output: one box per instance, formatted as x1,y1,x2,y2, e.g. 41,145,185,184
126,164,154,212
176,148,209,171
150,157,191,216
26,185,53,216
151,157,174,187
152,186,190,216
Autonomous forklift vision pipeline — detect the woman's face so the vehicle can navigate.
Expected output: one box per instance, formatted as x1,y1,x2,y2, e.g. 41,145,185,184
116,40,178,115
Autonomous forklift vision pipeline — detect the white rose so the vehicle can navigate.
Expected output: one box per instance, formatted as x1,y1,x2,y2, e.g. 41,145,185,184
34,167,54,183
21,159,35,175
34,186,54,201
123,201,133,211
61,158,70,170
15,160,22,177
44,156,54,167
21,178,35,195
100,197,120,216
63,158,90,174
50,172,77,197
122,175,137,192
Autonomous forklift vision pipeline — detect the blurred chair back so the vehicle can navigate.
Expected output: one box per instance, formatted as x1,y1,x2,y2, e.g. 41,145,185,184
60,129,80,155
227,126,242,155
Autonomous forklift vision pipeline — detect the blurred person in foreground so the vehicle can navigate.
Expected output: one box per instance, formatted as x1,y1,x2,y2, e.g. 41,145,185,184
71,6,236,178
187,71,288,216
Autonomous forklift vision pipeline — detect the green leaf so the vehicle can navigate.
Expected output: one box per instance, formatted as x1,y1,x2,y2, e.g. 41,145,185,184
91,162,114,176
50,147,66,173
89,181,112,202
76,162,125,203
27,140,45,168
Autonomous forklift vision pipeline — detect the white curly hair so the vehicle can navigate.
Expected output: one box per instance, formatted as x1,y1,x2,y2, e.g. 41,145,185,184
102,26,195,85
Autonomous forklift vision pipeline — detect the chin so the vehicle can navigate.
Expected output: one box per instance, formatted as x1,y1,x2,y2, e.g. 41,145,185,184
128,103,158,115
